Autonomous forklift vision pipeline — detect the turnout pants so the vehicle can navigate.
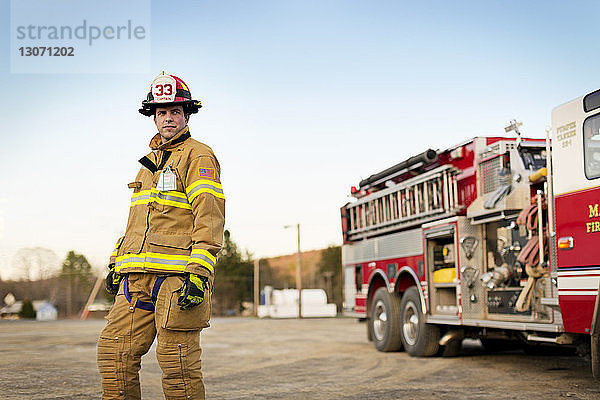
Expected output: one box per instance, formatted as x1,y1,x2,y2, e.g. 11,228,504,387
97,273,211,400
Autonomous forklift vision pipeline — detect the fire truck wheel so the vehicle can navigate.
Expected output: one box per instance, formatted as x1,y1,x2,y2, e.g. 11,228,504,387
369,287,403,352
438,337,462,357
366,318,373,342
400,286,440,356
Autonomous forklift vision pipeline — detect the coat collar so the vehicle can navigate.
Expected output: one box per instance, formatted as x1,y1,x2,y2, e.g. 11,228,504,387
149,126,191,151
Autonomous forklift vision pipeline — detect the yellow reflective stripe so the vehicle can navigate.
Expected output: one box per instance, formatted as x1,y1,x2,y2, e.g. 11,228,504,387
186,179,225,202
142,262,186,272
115,252,189,263
130,188,192,210
132,190,152,197
151,197,192,210
188,188,225,202
131,190,152,199
114,251,216,273
130,190,152,207
189,249,216,273
186,179,223,193
191,248,216,264
190,259,214,273
151,188,188,199
146,252,189,261
131,199,149,207
115,253,187,273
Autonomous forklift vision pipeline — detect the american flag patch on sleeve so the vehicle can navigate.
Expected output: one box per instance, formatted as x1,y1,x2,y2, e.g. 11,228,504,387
198,167,215,179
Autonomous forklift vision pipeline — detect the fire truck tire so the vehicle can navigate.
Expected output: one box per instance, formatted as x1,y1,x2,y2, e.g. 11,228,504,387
400,286,439,357
369,287,403,352
438,337,462,357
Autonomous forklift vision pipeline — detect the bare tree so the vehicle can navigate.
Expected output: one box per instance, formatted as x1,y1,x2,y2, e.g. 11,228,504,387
12,247,60,281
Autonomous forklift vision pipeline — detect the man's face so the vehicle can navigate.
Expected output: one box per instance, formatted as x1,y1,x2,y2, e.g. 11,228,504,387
154,105,189,143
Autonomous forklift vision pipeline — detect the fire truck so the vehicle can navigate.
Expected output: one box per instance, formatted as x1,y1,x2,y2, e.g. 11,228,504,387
340,88,600,376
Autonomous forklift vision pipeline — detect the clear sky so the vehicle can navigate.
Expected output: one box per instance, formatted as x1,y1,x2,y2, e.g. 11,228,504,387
1,0,599,279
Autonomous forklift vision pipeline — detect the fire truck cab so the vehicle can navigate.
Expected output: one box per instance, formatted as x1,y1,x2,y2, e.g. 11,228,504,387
341,89,600,375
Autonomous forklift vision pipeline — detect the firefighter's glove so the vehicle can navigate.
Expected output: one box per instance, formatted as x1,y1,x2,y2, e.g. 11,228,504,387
105,267,122,295
178,273,209,310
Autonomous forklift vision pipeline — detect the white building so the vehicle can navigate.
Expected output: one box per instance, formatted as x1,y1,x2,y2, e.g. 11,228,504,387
0,300,58,320
258,286,337,318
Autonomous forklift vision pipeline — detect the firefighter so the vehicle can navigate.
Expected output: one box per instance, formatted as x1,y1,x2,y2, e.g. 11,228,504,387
97,72,225,400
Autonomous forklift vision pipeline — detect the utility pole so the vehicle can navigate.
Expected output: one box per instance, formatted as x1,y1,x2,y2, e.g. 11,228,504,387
254,258,260,317
296,223,302,319
285,223,303,318
66,276,72,317
323,271,334,303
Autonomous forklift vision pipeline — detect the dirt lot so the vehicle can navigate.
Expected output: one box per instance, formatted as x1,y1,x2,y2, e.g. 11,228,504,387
0,317,599,399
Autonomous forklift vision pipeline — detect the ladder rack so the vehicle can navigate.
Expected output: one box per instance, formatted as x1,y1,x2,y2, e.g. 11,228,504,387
346,165,462,241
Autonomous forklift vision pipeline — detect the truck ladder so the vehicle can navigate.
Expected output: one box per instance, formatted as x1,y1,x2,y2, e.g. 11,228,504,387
347,165,461,240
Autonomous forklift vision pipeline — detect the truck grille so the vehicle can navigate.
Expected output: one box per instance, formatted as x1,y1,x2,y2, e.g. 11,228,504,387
480,156,501,194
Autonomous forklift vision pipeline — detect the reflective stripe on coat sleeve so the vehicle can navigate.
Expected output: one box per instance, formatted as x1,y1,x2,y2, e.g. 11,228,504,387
184,155,225,275
186,179,225,202
184,155,224,202
189,248,217,274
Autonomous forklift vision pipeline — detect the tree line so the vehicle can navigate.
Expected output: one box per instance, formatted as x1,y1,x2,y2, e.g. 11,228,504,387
212,230,342,315
0,250,95,318
0,231,342,318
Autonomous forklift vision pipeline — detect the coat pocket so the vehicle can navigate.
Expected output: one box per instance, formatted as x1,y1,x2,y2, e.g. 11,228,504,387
160,275,211,331
146,234,192,274
148,233,192,250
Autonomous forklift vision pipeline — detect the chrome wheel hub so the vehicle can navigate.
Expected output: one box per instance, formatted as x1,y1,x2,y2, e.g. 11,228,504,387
373,299,388,341
402,300,419,346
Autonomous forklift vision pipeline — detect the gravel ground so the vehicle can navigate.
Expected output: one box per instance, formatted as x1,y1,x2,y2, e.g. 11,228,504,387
0,317,599,399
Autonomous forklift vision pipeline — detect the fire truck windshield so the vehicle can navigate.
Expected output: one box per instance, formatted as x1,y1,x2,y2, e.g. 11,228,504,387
584,113,600,179
518,147,546,171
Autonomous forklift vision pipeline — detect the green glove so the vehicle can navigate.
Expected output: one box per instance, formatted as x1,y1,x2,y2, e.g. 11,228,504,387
178,273,209,310
105,267,122,295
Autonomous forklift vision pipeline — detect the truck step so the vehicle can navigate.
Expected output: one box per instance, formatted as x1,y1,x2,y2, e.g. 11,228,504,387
540,297,559,307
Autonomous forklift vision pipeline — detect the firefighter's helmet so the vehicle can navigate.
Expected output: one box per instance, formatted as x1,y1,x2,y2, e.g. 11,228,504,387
139,72,202,117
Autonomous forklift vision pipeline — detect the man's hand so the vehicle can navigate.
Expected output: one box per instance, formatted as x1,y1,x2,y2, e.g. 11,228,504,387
105,267,122,295
178,273,209,310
